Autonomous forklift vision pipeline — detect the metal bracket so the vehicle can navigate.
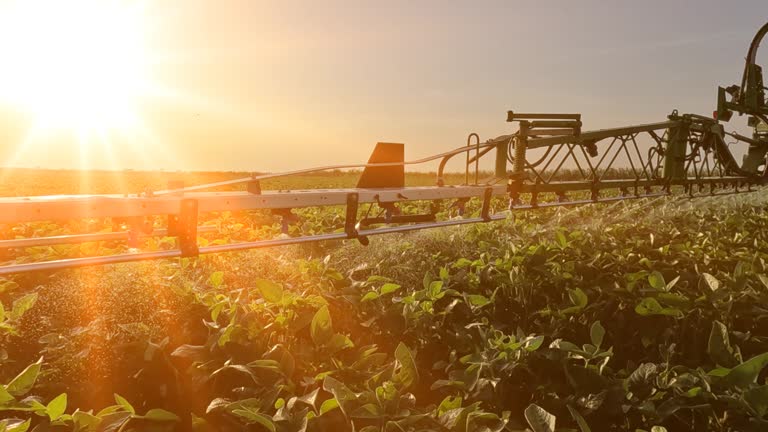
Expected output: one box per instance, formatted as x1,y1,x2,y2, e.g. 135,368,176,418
127,217,153,249
481,187,493,221
450,198,469,217
530,183,539,208
272,209,299,234
590,184,599,202
345,193,369,245
168,199,199,257
247,179,261,195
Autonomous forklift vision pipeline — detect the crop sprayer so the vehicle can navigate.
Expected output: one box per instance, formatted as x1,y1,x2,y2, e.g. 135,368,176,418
2,23,768,275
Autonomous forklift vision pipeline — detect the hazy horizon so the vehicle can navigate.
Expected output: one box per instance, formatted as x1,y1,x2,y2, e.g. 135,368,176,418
0,0,766,173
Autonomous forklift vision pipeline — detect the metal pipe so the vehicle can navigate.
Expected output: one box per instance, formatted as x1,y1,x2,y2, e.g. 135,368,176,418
201,232,349,253
741,22,768,94
529,120,582,128
464,133,480,185
724,130,763,146
0,226,217,249
0,250,183,275
465,134,471,185
507,112,581,121
467,145,494,165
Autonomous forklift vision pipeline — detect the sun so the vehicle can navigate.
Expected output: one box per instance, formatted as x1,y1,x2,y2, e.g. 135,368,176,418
0,0,151,137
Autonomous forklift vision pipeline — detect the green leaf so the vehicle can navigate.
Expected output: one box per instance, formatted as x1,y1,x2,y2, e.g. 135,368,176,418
10,293,37,320
351,403,380,419
94,412,131,432
72,410,101,430
551,339,581,353
656,292,690,309
567,288,588,308
556,230,568,248
590,321,605,348
264,344,295,377
247,359,282,371
6,357,42,397
0,385,14,404
310,306,334,346
467,294,491,307
627,363,658,398
428,280,444,298
744,385,768,417
143,408,180,422
525,335,545,352
274,398,285,410
114,393,135,414
707,320,737,367
254,279,283,303
210,303,224,322
231,409,274,431
567,405,591,432
757,274,768,291
319,398,340,415
170,344,207,362
634,297,682,317
723,352,768,389
46,393,67,421
437,396,462,416
524,403,555,432
208,271,225,288
701,273,720,292
683,387,702,398
393,342,419,390
379,283,401,296
648,271,666,290
439,267,449,280
296,388,320,410
0,277,18,294
453,258,472,268
651,427,668,432
5,419,30,432
422,273,431,291
0,301,5,322
361,291,380,302
327,333,354,352
323,376,356,416
665,275,680,291
707,367,731,377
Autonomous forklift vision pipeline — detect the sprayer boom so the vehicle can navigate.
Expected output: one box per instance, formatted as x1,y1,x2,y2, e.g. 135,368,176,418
2,23,768,275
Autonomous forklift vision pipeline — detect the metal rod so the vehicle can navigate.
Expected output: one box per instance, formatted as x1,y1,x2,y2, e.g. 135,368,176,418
529,120,582,128
527,129,576,136
507,112,582,121
475,134,481,184
724,130,763,146
467,142,493,165
0,250,183,275
513,122,528,175
0,226,217,249
465,133,481,185
199,232,349,253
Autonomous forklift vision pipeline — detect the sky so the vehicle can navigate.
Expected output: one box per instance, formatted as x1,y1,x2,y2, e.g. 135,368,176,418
0,0,766,172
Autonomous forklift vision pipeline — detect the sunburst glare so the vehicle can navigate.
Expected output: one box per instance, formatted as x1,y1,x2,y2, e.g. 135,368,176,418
0,0,166,172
